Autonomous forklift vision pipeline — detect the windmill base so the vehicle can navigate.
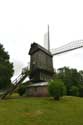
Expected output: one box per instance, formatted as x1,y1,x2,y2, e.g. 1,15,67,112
25,82,48,97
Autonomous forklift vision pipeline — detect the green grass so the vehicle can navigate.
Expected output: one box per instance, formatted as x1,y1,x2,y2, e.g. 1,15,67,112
0,96,83,125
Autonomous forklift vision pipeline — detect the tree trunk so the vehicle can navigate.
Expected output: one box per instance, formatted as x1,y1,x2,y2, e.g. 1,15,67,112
54,96,60,100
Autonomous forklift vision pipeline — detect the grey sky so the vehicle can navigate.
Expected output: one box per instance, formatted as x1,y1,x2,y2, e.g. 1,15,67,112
0,0,83,79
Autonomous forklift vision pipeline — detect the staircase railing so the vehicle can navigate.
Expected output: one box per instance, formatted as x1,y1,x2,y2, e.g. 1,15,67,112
1,67,30,99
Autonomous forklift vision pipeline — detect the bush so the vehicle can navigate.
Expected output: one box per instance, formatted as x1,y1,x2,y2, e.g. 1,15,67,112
70,86,79,96
18,86,26,96
48,79,66,100
79,85,83,97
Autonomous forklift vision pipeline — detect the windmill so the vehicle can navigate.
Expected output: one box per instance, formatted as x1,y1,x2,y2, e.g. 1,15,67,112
28,25,83,82
1,25,83,99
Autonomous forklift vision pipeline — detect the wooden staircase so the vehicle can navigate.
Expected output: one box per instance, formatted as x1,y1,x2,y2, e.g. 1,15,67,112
1,67,29,99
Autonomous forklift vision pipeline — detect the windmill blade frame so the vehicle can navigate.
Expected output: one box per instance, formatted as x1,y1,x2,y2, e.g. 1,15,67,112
50,40,83,56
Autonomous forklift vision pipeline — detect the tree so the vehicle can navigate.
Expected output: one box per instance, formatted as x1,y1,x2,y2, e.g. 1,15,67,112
55,67,82,95
0,43,14,89
48,79,66,100
79,70,83,84
70,86,79,96
79,85,83,97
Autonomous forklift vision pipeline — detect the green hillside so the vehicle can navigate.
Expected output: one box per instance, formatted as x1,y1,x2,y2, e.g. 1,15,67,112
0,96,83,125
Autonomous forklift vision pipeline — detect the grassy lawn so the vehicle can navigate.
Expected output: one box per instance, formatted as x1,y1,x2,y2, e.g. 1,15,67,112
0,96,83,125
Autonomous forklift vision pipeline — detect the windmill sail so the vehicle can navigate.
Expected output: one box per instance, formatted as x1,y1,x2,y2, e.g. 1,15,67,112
44,25,50,51
51,40,83,56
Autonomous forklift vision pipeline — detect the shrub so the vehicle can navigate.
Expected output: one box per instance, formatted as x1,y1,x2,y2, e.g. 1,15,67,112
48,79,66,100
79,85,83,97
18,86,26,96
70,86,79,96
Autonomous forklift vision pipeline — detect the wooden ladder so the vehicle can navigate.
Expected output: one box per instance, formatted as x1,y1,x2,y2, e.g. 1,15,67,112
1,68,29,99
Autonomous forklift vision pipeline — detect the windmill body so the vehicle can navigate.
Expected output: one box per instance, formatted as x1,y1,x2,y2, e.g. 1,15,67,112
29,42,54,82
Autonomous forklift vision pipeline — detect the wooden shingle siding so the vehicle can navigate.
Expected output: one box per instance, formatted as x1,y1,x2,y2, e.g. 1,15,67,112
29,43,54,82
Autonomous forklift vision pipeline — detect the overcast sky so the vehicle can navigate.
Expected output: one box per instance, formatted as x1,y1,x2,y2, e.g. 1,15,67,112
0,0,83,79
